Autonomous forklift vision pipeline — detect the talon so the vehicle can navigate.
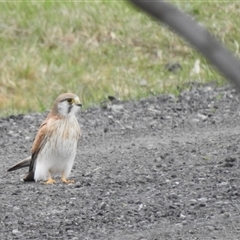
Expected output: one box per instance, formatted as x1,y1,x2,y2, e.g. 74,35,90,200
61,178,75,184
44,177,56,184
61,175,74,184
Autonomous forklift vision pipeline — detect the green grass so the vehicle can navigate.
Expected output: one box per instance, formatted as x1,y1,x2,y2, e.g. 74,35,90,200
0,1,239,116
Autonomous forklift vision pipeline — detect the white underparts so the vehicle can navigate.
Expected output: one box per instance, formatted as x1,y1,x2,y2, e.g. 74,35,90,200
34,115,80,181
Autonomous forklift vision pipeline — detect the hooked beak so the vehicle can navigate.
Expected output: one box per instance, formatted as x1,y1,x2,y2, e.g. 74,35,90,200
74,98,82,107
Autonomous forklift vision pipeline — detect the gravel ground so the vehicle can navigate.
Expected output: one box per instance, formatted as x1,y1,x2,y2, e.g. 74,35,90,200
1,83,240,240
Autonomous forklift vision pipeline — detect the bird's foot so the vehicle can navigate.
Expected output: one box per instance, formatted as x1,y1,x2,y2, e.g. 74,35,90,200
44,177,56,184
61,176,75,184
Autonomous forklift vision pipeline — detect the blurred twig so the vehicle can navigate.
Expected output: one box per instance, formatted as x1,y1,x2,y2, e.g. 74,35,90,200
128,0,240,91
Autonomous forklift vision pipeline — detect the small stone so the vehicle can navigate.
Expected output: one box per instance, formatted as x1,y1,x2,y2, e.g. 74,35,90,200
180,213,186,219
198,197,207,202
197,113,208,121
199,202,206,207
108,116,114,125
12,229,20,235
100,202,107,210
111,104,124,112
206,226,214,231
222,212,231,218
217,182,229,187
189,199,197,205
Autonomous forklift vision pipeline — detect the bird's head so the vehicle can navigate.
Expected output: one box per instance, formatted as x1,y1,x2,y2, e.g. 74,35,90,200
53,93,82,117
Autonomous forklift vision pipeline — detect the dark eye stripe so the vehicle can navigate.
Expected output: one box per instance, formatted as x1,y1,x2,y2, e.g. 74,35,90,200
68,104,73,113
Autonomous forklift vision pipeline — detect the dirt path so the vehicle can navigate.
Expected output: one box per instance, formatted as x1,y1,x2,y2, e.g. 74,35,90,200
1,83,240,239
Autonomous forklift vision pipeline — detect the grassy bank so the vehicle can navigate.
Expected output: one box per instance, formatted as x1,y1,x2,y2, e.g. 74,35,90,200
0,1,239,116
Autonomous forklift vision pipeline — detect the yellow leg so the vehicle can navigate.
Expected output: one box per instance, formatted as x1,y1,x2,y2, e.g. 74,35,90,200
61,173,75,184
44,172,56,184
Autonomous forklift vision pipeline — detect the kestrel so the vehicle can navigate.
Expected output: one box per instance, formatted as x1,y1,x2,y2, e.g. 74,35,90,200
7,93,82,184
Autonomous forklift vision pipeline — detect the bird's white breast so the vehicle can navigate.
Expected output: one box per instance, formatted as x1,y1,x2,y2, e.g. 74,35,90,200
34,116,80,181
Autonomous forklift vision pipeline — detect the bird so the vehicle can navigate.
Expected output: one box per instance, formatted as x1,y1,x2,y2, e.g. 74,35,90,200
7,93,82,184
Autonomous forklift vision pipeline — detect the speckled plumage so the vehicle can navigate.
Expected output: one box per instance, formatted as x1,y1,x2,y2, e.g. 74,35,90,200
7,93,82,184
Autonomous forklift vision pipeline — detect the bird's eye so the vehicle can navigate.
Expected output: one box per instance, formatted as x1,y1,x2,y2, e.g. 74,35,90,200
67,98,74,104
